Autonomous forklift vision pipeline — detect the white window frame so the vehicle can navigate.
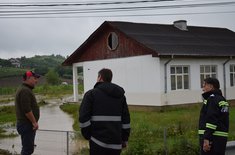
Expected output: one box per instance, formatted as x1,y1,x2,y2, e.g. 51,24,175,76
200,65,217,87
230,64,235,87
170,65,190,90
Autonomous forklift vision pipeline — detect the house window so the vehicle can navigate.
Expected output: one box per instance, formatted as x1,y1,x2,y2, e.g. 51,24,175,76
200,65,217,87
170,66,189,90
107,32,118,50
230,65,235,87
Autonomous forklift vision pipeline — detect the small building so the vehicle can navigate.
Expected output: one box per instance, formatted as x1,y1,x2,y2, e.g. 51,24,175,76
63,20,235,106
9,58,21,68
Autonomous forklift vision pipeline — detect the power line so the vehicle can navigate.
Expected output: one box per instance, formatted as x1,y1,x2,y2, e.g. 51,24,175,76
0,10,234,19
0,0,174,7
0,1,235,16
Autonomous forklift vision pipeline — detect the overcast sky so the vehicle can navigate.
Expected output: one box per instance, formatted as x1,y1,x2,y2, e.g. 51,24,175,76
0,0,235,59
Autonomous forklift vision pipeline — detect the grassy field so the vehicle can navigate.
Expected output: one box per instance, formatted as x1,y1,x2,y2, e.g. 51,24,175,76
60,103,235,155
1,102,234,154
0,106,16,138
0,68,27,78
0,84,75,100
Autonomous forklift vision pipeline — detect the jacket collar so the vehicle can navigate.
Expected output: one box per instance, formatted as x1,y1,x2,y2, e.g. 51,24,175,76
22,83,34,90
202,89,222,100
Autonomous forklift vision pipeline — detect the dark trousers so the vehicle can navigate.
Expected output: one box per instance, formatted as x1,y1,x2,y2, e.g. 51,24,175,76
89,140,122,155
199,136,227,155
17,122,36,155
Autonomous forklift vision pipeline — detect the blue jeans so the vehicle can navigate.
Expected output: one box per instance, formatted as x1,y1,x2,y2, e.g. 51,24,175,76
17,122,36,155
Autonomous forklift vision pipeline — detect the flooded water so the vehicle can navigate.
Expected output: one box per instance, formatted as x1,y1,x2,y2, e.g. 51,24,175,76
39,99,74,131
0,96,84,155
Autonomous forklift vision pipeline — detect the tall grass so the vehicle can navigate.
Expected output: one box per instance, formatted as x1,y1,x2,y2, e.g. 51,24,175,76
0,67,27,78
0,87,16,95
0,106,16,138
59,103,79,131
0,84,78,97
34,84,73,96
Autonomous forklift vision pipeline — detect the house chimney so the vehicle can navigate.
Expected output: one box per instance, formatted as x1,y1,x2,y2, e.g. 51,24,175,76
173,20,188,31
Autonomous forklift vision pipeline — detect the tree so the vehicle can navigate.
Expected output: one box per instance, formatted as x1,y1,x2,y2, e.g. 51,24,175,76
35,66,49,76
0,58,12,67
45,69,60,85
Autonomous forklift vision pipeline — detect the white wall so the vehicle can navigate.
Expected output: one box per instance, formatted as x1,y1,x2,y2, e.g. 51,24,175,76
226,60,235,100
160,58,235,105
73,56,235,106
82,55,162,106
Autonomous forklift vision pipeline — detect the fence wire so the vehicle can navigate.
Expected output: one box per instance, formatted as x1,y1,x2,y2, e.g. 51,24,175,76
0,128,234,155
0,129,89,155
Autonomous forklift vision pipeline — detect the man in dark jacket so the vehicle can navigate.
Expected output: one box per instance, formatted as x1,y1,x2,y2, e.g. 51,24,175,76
198,77,229,155
15,71,40,155
79,68,131,155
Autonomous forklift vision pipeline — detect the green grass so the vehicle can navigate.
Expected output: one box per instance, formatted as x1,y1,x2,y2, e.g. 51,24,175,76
60,103,79,131
0,84,75,96
34,84,73,97
0,106,16,138
0,87,17,96
0,149,14,155
0,67,27,78
60,103,235,155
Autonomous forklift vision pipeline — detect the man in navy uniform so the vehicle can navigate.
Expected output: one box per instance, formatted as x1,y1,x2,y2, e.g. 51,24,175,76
79,68,131,155
198,77,229,155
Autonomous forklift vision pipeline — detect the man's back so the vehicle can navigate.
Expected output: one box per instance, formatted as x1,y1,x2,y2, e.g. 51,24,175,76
79,68,130,155
90,82,127,144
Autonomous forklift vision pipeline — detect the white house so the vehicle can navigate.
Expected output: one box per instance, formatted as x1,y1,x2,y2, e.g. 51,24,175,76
9,58,21,68
63,20,235,106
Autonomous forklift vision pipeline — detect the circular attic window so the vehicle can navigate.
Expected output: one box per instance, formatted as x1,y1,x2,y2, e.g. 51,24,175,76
107,32,118,50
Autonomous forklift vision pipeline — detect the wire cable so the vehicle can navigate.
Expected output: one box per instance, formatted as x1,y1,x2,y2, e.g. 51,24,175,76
0,1,235,16
0,10,234,19
0,0,174,7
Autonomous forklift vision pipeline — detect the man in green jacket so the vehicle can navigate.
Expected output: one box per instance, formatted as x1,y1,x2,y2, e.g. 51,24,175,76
15,71,40,155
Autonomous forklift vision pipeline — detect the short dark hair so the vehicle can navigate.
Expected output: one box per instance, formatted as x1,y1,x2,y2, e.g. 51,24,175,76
204,77,220,90
98,68,113,82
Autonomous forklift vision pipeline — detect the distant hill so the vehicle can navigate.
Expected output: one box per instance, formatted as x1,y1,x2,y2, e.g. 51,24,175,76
20,54,65,69
0,54,74,79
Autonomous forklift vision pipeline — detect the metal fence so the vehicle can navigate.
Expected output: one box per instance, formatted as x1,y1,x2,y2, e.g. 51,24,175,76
0,129,89,155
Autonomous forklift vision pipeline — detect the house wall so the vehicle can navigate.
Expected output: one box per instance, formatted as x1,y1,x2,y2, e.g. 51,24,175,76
160,58,235,106
74,56,235,106
77,24,154,62
82,55,162,106
226,60,235,100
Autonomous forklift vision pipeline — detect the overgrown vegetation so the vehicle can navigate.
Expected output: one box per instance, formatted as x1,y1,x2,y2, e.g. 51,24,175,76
0,67,27,78
45,69,61,85
0,84,75,97
0,55,78,78
34,84,75,98
0,87,16,96
0,149,14,155
0,106,16,138
60,103,79,131
60,103,235,155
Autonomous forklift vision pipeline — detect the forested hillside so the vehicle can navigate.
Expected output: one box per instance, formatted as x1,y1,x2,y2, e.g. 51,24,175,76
0,55,74,79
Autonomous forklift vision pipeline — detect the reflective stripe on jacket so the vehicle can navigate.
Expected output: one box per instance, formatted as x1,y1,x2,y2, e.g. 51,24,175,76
79,82,131,150
198,90,229,140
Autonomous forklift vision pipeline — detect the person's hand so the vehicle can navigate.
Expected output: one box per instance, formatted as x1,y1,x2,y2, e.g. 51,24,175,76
32,122,39,130
122,141,128,148
203,139,211,152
